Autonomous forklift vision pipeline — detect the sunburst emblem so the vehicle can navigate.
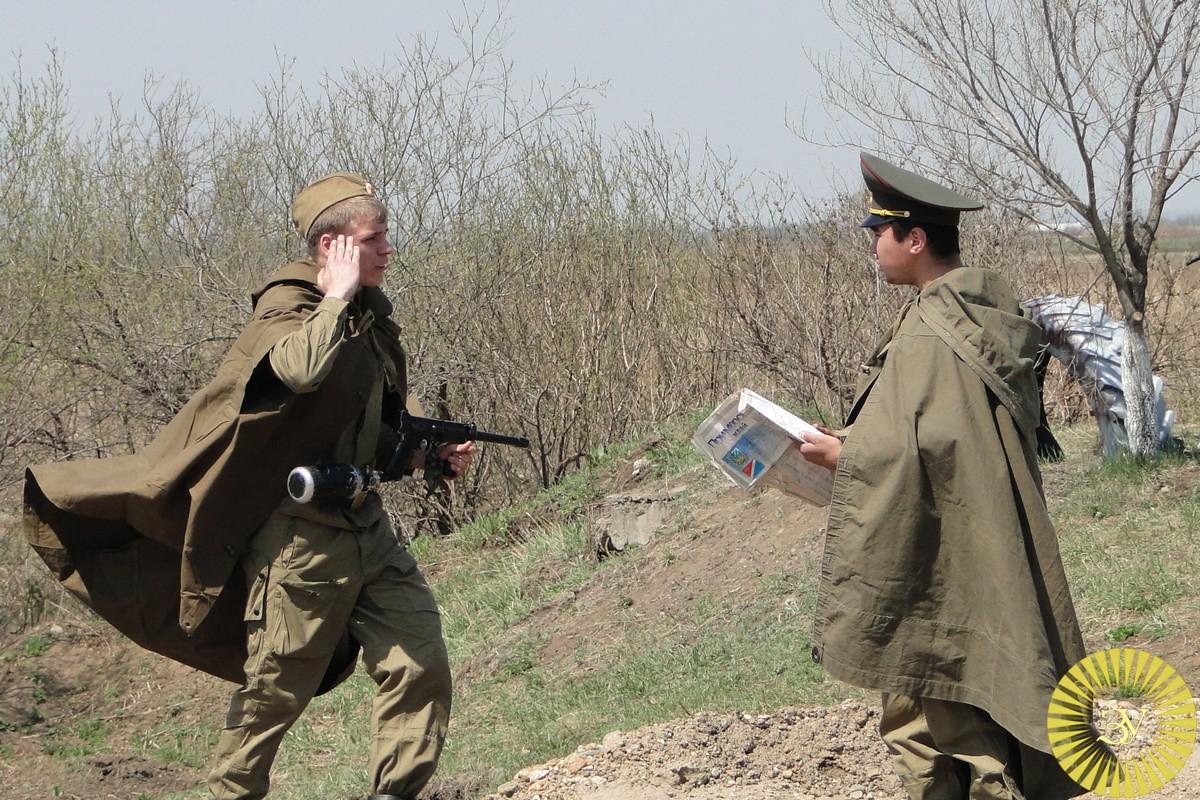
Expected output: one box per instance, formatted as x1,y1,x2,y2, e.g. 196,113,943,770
1047,648,1197,796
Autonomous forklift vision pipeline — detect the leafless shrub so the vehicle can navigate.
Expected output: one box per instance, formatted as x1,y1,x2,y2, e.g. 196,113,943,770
2,13,1197,630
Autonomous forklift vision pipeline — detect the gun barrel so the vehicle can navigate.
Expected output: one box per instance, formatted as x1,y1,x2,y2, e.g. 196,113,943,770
395,410,529,449
473,430,530,448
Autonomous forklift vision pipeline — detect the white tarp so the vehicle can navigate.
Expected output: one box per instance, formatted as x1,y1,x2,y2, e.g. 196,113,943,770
1026,294,1174,456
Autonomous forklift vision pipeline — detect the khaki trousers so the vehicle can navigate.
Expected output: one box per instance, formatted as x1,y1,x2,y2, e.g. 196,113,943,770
880,693,1025,800
207,510,452,800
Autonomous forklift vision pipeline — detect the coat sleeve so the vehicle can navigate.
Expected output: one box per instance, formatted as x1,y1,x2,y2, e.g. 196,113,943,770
266,295,351,393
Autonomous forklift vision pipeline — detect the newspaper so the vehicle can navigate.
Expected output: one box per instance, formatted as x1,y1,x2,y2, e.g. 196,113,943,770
692,389,834,507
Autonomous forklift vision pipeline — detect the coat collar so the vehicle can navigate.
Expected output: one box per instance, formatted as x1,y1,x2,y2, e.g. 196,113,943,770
251,258,395,320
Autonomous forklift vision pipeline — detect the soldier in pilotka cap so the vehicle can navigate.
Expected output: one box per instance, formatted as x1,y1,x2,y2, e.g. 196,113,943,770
24,172,473,799
796,154,1086,799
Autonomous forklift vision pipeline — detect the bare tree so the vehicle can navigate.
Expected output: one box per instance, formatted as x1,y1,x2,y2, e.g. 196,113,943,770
814,0,1200,456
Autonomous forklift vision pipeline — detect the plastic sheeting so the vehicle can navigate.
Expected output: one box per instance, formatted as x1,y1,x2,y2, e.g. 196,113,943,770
1025,294,1175,457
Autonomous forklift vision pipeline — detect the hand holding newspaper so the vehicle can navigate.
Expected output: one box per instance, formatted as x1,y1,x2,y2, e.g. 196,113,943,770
692,389,834,507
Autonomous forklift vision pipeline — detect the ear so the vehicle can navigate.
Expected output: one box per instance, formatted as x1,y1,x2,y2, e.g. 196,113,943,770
315,232,336,263
908,227,928,255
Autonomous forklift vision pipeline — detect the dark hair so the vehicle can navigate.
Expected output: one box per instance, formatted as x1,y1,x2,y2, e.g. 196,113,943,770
889,220,960,260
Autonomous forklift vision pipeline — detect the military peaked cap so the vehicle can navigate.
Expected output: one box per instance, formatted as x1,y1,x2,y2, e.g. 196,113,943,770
859,153,983,228
290,172,376,239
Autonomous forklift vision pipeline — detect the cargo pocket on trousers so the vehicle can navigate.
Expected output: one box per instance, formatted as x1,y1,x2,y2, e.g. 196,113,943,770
271,577,350,660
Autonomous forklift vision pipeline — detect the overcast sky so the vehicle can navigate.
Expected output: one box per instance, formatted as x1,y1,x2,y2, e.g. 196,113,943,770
5,2,1197,216
1,0,857,199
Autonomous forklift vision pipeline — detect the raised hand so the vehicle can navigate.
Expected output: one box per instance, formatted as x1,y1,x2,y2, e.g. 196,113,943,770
317,235,361,301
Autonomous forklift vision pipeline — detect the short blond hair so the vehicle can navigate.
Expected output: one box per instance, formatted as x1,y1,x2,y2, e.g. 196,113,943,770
305,195,388,255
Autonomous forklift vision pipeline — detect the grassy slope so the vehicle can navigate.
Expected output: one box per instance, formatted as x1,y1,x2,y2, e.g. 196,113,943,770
274,420,1200,799
2,420,1197,800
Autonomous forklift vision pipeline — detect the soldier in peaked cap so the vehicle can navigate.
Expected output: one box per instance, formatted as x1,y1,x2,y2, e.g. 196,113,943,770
857,152,984,290
858,151,984,228
796,155,1086,799
24,172,474,800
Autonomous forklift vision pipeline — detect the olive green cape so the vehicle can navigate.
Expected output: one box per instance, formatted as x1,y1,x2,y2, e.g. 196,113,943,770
813,267,1086,798
23,260,406,690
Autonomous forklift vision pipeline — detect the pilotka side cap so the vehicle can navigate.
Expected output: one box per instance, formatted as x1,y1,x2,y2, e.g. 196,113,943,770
290,172,376,239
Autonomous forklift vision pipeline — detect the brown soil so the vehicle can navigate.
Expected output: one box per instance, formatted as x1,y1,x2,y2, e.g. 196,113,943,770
0,623,229,799
2,447,1198,800
482,699,1200,800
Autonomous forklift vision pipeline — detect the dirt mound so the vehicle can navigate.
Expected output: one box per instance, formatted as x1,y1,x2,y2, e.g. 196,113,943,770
483,698,1200,800
485,700,900,800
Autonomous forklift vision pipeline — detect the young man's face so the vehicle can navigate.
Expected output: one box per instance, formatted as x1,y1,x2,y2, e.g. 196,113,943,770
869,224,917,287
343,217,393,287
